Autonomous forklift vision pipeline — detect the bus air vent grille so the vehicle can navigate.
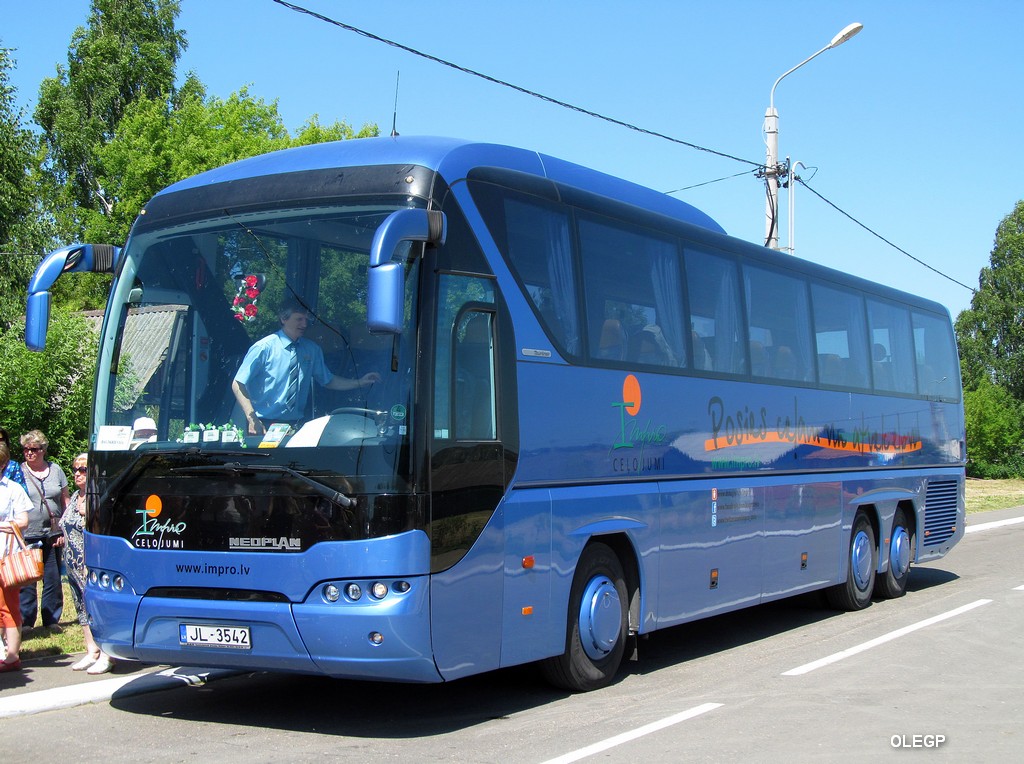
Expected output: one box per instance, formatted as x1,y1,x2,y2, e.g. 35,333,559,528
922,480,958,546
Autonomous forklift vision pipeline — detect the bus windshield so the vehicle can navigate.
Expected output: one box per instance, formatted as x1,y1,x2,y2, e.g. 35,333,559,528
91,198,423,543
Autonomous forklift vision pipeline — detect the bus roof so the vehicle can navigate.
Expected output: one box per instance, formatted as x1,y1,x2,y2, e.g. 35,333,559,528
151,135,950,319
156,135,727,235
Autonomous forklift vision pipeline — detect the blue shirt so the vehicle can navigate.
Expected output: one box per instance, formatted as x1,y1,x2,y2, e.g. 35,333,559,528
234,330,333,420
3,460,27,494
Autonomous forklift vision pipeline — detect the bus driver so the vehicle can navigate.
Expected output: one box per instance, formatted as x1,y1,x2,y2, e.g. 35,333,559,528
232,302,380,435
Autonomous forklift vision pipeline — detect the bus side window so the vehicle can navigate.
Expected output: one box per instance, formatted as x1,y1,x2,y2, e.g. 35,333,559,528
685,248,746,375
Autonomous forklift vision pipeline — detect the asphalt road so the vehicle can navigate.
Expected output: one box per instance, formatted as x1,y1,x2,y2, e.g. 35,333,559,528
2,506,1021,763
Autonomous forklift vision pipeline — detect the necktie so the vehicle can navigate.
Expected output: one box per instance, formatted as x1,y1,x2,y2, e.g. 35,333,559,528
284,342,299,412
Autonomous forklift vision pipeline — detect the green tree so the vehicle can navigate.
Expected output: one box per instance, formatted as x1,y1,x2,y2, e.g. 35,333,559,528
34,0,186,243
0,308,97,463
94,80,380,245
0,45,52,329
963,376,1024,478
955,200,1024,399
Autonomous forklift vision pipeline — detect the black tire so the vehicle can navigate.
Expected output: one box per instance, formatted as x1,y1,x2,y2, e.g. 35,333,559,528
826,512,877,611
874,507,914,599
541,542,628,692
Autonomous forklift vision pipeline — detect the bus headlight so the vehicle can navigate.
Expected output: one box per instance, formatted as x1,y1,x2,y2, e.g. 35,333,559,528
370,582,388,599
323,583,340,602
345,583,362,601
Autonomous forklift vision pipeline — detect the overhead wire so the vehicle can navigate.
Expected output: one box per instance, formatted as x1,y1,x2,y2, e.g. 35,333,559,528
797,179,976,293
272,0,974,294
271,0,761,168
663,169,757,194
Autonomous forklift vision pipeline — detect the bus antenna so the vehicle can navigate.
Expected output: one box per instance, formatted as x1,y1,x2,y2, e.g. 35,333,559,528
390,71,400,137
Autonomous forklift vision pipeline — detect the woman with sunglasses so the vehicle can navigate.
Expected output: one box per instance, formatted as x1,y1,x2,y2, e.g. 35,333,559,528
18,430,68,631
61,453,113,673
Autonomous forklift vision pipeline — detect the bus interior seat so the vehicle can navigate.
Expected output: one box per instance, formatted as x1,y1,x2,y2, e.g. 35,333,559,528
628,325,672,366
818,353,844,385
597,319,627,361
873,343,894,390
772,345,799,380
749,341,771,377
692,332,712,370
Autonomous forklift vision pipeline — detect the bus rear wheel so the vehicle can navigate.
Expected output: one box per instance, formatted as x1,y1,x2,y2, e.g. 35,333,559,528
875,507,913,599
541,542,628,692
826,512,877,611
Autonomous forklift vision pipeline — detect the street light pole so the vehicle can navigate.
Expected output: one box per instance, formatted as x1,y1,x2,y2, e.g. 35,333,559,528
763,22,863,251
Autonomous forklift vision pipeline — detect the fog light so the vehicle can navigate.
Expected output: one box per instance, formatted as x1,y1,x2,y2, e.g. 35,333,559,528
369,631,384,645
112,575,125,592
345,583,362,601
324,584,340,602
100,572,111,589
393,580,410,594
370,582,388,599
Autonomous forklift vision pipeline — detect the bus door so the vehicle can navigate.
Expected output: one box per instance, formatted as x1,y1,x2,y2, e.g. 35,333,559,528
428,274,508,680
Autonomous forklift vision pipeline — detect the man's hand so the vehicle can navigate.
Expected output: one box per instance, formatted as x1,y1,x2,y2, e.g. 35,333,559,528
246,411,266,436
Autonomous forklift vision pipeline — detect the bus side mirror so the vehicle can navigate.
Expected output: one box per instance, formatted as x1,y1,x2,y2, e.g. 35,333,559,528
367,209,446,334
25,243,121,351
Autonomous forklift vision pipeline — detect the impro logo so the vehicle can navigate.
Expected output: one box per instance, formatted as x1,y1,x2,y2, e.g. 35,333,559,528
132,493,187,549
611,374,666,474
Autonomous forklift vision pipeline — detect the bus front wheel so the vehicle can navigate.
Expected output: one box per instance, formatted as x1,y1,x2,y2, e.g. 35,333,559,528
541,542,628,692
826,512,877,611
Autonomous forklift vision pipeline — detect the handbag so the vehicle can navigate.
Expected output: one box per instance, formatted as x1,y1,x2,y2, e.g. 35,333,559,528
0,524,44,588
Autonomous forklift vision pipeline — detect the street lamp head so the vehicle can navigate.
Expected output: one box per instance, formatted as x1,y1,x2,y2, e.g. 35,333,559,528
829,22,863,49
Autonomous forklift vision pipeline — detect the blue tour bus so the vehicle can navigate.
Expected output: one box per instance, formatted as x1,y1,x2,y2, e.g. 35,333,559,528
25,137,964,691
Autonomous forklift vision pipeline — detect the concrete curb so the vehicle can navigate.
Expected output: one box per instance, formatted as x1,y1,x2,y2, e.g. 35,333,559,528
0,666,240,718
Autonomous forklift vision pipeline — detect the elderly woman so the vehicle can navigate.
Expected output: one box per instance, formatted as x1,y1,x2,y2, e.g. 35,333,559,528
62,453,113,674
1,441,33,672
19,430,69,630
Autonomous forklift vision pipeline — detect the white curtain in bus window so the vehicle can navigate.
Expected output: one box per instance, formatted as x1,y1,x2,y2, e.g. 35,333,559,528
742,265,814,382
577,216,686,369
503,199,579,355
911,310,959,400
810,283,870,389
683,249,746,375
866,299,916,394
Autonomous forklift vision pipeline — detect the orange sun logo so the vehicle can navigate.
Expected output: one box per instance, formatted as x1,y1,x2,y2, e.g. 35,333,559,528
622,374,642,416
145,494,162,519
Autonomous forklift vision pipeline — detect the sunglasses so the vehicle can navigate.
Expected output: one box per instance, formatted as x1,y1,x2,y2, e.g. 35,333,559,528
73,466,88,474
23,446,43,453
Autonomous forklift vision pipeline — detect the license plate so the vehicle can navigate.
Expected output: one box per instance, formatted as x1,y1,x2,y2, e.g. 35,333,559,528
179,623,251,649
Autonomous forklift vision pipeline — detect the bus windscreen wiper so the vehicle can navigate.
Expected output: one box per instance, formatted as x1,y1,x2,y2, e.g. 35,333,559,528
96,447,270,510
173,462,356,508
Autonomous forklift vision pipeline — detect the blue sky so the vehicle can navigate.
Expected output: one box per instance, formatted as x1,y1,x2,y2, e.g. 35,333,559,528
4,1,1022,321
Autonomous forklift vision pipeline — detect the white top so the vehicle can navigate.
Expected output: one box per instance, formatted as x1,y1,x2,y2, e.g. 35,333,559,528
0,474,33,557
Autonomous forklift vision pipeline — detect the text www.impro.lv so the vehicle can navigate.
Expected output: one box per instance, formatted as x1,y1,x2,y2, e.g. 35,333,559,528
175,563,251,576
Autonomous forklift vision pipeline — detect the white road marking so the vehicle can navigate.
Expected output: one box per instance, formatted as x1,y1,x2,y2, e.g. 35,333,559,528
966,516,1024,534
782,599,993,676
539,702,723,764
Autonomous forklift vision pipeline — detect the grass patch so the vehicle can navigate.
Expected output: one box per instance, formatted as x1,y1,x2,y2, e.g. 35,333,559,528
17,581,86,661
966,478,1024,514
